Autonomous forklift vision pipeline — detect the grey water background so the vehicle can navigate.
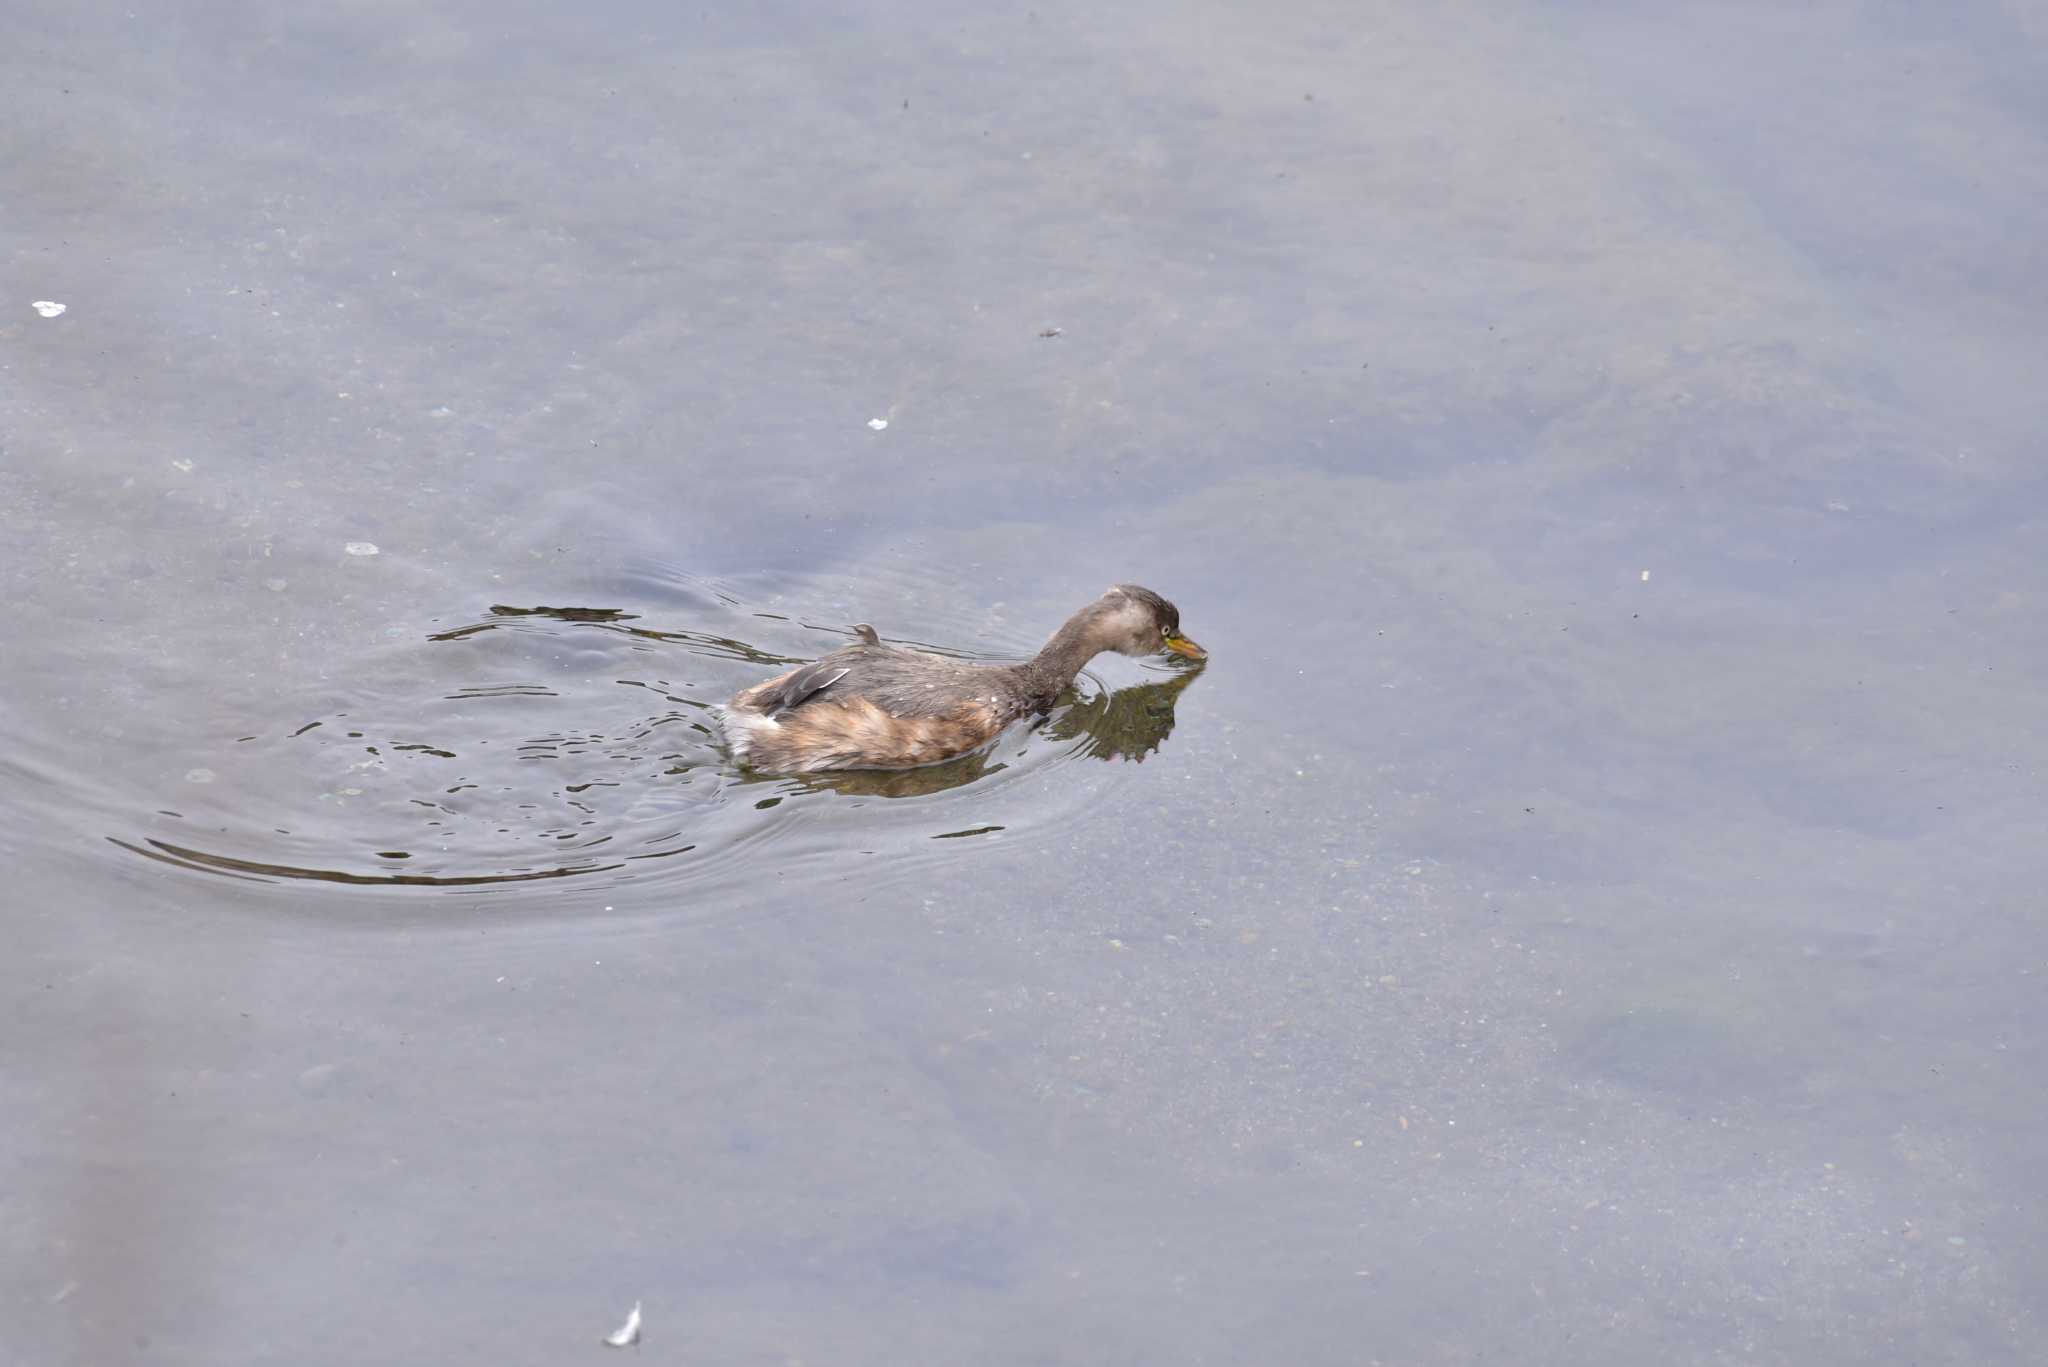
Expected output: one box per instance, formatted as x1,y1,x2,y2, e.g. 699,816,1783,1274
5,1,2046,1362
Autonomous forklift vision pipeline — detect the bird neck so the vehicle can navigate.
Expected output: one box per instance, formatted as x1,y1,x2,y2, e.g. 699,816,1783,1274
1018,611,1106,704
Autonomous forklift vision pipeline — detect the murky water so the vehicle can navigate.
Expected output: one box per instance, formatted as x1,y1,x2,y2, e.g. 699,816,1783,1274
7,2,2047,1364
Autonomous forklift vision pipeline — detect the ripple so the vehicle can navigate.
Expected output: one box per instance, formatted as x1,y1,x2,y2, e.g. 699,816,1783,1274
99,582,1206,912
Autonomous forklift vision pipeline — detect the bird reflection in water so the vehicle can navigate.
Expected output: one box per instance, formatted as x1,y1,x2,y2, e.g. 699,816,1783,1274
1042,659,1204,762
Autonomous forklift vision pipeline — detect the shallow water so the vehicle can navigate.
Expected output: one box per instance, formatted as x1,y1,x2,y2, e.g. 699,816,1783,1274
7,2,2048,1364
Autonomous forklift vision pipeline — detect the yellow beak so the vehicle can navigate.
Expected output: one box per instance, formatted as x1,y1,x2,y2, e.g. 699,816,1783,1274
1164,633,1207,661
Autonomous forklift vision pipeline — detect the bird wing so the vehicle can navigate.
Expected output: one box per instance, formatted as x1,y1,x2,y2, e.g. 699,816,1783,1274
753,662,851,718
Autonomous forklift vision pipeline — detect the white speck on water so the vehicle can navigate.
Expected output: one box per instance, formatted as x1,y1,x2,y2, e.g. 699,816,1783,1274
344,541,379,556
171,458,194,473
184,768,216,784
603,1300,642,1348
1639,570,1650,582
264,578,288,592
429,406,453,418
31,301,66,318
867,418,888,430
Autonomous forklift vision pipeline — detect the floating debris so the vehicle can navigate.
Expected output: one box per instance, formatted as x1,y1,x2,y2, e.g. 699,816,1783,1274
603,1300,642,1348
1039,326,1062,338
31,301,66,318
344,541,380,557
867,418,888,431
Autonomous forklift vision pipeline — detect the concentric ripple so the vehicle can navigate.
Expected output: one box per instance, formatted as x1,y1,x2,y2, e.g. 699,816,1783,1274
103,574,1206,907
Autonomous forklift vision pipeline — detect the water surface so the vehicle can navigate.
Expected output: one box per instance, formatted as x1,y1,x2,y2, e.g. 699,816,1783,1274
5,2,2045,1364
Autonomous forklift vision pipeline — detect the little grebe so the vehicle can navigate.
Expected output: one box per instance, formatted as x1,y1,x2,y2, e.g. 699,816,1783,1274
721,584,1204,773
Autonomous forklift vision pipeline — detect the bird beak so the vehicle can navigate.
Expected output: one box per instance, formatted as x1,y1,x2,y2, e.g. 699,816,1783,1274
1163,633,1207,661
